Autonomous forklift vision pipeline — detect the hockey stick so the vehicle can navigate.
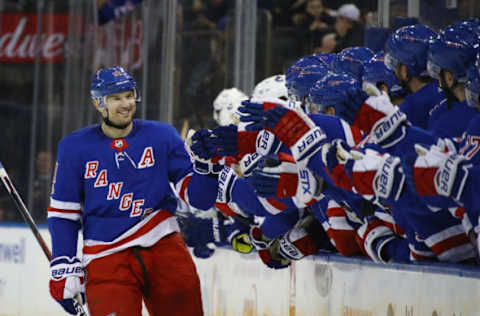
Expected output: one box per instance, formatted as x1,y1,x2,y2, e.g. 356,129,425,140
0,161,87,316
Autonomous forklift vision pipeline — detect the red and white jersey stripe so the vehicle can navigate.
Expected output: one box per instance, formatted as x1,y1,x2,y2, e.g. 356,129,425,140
82,210,179,266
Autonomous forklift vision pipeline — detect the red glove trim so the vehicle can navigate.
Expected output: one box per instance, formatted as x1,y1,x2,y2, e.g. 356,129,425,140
237,131,259,156
271,111,311,147
276,173,299,198
413,167,437,196
352,102,386,134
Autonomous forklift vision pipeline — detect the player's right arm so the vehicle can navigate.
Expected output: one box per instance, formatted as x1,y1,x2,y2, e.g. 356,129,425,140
47,137,85,315
48,137,83,257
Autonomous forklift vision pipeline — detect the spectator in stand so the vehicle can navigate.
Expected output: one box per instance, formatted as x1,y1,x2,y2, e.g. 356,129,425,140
179,0,228,128
311,3,364,53
262,0,295,27
333,3,364,52
315,32,337,53
32,149,54,223
183,0,232,30
292,0,336,54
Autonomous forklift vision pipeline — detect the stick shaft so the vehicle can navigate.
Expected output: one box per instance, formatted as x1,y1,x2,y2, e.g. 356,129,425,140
0,161,87,315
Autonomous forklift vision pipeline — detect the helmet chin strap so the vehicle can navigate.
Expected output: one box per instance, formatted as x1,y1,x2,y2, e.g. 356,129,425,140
103,108,131,130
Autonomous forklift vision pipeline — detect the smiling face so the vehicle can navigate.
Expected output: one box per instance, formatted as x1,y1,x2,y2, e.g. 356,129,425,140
104,90,136,125
93,89,137,138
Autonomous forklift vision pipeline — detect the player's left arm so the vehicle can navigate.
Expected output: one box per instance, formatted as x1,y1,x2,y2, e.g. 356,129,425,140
166,125,218,210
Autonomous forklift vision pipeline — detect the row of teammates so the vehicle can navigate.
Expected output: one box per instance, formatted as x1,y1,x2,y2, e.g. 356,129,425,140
181,17,480,270
46,17,480,316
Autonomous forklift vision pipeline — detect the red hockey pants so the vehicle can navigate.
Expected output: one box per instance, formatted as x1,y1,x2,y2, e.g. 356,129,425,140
85,232,203,315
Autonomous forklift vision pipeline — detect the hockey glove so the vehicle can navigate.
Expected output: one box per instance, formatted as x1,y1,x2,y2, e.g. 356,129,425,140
354,150,405,205
210,124,259,157
334,148,406,206
237,100,283,131
177,211,217,257
278,214,323,261
412,144,472,202
214,167,249,218
264,106,326,163
255,129,282,156
320,139,355,191
334,87,369,125
368,108,408,149
236,130,282,177
249,226,291,269
185,129,223,175
251,154,322,203
355,216,397,263
49,256,85,315
351,91,401,134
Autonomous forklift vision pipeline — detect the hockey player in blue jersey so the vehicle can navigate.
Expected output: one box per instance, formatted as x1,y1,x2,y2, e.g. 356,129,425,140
398,59,480,240
194,92,378,262
48,66,219,315
362,51,406,105
384,24,443,130
330,46,374,81
236,64,476,263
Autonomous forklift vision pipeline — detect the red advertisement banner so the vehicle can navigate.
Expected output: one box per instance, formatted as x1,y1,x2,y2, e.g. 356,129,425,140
0,13,69,63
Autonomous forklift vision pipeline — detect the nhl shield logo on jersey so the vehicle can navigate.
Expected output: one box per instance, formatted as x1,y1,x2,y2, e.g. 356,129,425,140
110,138,129,152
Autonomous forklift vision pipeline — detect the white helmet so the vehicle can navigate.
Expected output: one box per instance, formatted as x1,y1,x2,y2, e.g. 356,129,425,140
251,74,289,102
213,87,248,126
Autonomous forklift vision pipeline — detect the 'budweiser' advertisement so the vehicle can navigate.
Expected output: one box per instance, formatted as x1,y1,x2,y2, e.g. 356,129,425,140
0,13,69,63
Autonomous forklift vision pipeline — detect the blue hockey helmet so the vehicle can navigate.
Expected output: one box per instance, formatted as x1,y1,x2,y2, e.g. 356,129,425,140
450,17,480,31
465,56,480,109
312,52,336,69
285,55,325,84
331,47,374,80
362,51,405,98
91,66,140,107
427,23,480,83
287,63,330,102
385,24,437,77
308,72,361,114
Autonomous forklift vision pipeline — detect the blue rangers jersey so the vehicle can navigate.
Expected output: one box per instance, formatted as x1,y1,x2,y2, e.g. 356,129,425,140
427,99,479,139
48,119,218,265
398,81,444,130
368,99,479,167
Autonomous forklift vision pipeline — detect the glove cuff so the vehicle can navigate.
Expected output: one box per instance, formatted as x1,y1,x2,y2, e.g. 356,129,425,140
278,215,321,261
50,256,84,280
372,155,405,202
369,109,408,148
238,152,262,177
361,224,394,263
256,130,281,156
296,168,323,204
290,127,326,163
434,154,472,201
352,93,394,133
193,159,223,175
215,167,239,216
